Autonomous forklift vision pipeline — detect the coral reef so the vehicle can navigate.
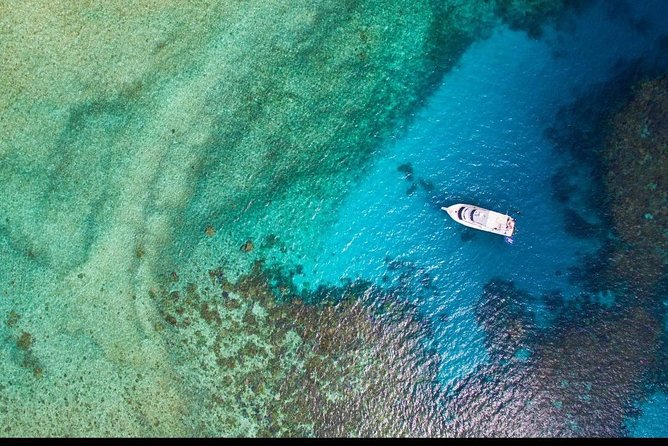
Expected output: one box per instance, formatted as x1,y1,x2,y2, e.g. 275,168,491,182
444,279,662,436
545,59,668,299
603,75,668,293
153,261,446,436
474,280,536,361
489,69,668,437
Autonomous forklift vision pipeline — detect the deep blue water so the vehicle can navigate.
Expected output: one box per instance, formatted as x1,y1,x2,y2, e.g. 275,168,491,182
292,0,668,435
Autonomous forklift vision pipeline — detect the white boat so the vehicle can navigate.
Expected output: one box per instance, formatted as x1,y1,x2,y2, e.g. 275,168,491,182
441,203,515,237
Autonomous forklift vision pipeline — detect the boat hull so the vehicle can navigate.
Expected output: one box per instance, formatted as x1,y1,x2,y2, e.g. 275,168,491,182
441,203,515,237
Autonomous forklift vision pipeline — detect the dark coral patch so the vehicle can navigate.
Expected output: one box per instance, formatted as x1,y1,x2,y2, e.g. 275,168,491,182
17,332,33,351
397,163,414,181
241,240,254,253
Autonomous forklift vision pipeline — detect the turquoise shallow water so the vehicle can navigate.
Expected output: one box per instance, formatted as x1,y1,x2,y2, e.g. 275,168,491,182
1,0,667,437
628,391,668,437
